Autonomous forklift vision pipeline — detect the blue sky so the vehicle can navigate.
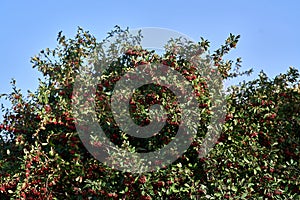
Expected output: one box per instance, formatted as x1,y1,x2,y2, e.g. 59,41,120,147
1,0,300,116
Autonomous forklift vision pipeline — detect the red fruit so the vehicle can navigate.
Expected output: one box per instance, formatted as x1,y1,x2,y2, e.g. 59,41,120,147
68,125,76,130
270,113,277,119
274,190,282,195
191,141,199,147
88,188,96,195
125,49,133,55
107,193,113,197
26,163,31,168
5,126,11,131
32,156,39,162
97,84,103,91
250,132,258,137
285,150,293,156
225,113,233,121
45,105,51,112
140,195,152,200
279,92,287,97
278,137,285,143
70,143,76,148
107,193,117,198
139,61,148,65
166,180,172,185
21,192,26,198
112,133,118,139
195,91,201,97
0,187,5,192
66,117,74,122
260,165,267,170
265,193,272,198
226,162,232,168
87,97,94,102
70,150,75,155
199,103,208,108
25,171,30,178
157,181,164,187
161,60,168,66
182,69,188,75
103,80,110,88
138,175,147,184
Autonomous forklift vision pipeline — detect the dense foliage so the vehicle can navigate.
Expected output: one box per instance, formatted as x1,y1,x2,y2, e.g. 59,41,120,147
0,26,299,199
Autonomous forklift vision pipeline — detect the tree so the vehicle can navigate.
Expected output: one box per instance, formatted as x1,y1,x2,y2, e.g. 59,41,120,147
0,26,299,199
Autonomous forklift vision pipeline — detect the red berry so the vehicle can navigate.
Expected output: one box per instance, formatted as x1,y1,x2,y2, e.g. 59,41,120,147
26,163,31,168
138,175,147,184
32,156,39,162
45,105,51,112
274,190,282,195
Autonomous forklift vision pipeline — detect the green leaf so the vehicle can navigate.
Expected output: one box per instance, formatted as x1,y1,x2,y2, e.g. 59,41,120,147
241,193,247,198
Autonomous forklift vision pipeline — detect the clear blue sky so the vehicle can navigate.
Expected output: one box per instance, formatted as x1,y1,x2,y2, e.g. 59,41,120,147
1,1,300,115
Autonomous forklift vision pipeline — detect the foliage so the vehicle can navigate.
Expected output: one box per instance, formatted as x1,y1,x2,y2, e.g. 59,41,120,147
0,26,299,199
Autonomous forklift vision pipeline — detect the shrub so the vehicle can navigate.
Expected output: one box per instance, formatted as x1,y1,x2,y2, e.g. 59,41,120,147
0,26,299,199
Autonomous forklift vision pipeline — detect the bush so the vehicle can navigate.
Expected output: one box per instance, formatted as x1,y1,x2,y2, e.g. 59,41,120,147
0,26,299,199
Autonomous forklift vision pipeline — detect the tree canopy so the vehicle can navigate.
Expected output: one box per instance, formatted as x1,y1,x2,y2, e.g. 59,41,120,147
0,26,299,199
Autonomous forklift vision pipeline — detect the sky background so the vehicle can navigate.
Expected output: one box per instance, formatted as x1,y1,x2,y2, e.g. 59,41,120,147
1,0,300,118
